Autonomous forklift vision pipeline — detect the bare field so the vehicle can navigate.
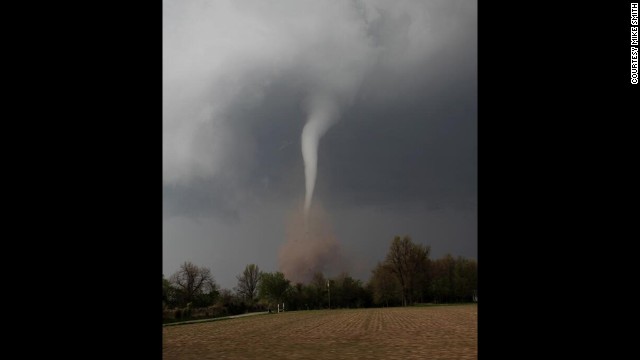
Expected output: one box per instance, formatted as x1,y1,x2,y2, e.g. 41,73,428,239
163,304,477,359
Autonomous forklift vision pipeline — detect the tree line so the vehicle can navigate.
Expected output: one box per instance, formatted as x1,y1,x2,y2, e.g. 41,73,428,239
162,235,477,322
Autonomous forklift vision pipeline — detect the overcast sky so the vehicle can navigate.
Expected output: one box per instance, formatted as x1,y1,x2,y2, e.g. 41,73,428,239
163,0,477,289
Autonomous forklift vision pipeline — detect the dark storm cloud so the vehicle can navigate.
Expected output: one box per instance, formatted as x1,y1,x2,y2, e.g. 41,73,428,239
319,52,477,212
163,0,477,289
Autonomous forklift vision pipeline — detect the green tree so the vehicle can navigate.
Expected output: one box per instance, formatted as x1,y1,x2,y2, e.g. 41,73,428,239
287,282,313,311
430,254,455,303
310,272,327,309
331,272,365,308
216,288,246,315
384,235,430,306
258,272,291,307
369,262,402,307
453,256,477,302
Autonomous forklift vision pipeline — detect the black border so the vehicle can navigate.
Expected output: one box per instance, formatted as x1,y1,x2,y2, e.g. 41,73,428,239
38,2,164,356
479,1,637,355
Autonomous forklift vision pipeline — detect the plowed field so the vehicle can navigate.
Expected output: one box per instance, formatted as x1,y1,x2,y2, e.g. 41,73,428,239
163,304,477,359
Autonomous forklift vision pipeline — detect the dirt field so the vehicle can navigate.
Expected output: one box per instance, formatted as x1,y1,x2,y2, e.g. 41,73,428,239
163,304,477,359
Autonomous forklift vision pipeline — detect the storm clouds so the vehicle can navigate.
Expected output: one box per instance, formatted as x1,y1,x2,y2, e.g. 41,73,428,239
163,0,477,289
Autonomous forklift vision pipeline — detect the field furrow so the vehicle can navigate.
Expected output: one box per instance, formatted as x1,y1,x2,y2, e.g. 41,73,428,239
163,304,477,359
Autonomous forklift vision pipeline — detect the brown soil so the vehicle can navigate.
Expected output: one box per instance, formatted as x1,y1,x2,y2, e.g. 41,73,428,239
163,304,477,359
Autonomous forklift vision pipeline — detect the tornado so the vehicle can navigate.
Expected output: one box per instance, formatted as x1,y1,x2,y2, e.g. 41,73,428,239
301,95,338,219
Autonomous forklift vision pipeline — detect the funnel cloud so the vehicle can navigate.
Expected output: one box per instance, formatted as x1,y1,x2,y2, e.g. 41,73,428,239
301,94,339,217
